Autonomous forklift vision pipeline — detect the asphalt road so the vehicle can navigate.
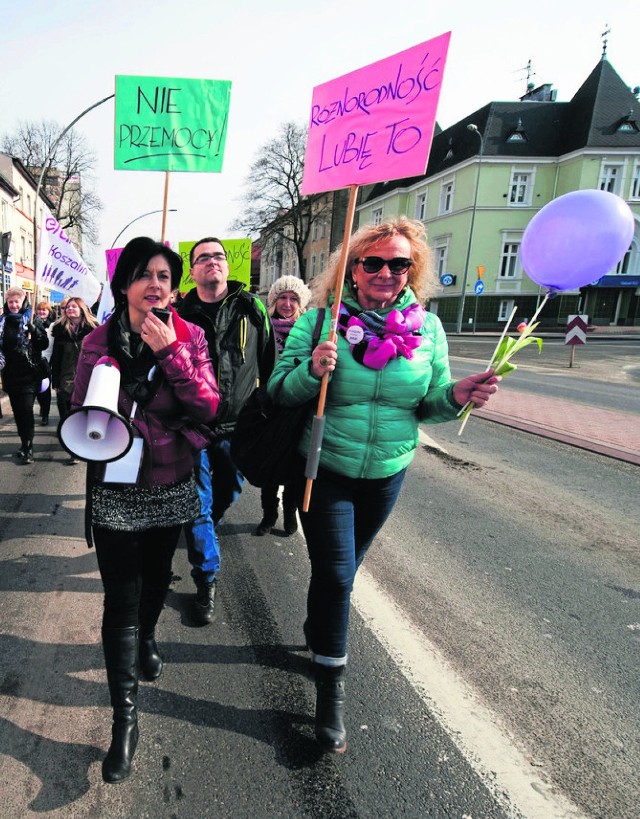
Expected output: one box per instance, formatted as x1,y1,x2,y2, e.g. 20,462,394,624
1,337,638,818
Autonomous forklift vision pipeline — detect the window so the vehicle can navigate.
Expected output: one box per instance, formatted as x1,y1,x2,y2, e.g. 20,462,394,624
499,241,520,278
319,251,325,272
372,207,383,226
433,241,449,280
439,178,454,214
310,254,317,277
599,163,623,195
312,221,318,241
321,219,327,239
498,300,515,321
631,162,640,200
615,245,632,275
509,170,533,205
415,190,427,220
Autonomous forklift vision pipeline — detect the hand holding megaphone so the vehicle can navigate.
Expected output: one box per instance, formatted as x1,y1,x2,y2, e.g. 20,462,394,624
57,356,133,463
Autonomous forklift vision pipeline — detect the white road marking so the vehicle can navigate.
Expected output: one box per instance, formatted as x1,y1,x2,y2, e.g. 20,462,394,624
353,568,586,819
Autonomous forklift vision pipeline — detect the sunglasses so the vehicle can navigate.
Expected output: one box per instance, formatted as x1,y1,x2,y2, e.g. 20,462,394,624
358,256,412,275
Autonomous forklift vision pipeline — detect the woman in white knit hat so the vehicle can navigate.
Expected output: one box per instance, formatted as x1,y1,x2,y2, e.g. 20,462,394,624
255,275,312,536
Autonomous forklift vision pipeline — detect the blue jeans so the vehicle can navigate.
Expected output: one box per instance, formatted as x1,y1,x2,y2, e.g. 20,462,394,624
185,438,244,584
296,463,406,664
208,436,244,525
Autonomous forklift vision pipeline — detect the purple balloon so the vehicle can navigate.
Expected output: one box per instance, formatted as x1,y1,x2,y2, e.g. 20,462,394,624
520,189,635,290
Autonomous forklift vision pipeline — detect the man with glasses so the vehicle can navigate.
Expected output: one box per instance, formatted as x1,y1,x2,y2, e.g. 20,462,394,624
178,237,275,625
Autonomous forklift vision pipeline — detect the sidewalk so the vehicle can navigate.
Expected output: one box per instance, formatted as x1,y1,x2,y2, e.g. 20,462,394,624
474,388,640,466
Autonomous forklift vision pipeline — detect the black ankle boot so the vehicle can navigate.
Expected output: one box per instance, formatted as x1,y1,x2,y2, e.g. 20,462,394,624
102,626,139,783
139,633,163,681
313,663,347,753
283,506,298,536
254,506,278,536
20,441,34,464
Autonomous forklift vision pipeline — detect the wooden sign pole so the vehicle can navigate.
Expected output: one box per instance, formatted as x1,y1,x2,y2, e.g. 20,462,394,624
302,184,359,512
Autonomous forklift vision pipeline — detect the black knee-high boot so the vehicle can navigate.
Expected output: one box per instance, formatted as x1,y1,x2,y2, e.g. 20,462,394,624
102,626,139,783
313,662,347,753
138,586,168,682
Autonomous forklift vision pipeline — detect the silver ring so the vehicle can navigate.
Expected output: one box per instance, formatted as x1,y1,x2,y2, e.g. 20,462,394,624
319,355,329,367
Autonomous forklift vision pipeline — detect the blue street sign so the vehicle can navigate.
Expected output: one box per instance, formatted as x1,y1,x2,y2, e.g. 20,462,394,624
440,273,454,287
474,280,485,295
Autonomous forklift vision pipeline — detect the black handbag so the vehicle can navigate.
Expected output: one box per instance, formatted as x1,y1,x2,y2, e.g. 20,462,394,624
231,308,325,488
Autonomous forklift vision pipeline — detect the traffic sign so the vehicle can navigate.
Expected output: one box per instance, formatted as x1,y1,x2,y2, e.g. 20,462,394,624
440,273,456,287
474,280,485,295
565,314,588,346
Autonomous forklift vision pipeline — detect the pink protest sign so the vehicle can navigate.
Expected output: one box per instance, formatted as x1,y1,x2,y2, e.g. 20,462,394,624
301,32,451,195
105,248,123,282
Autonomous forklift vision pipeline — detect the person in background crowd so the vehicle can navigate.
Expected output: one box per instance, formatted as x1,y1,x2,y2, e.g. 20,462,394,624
177,237,275,626
0,287,49,463
254,275,312,537
71,237,219,783
269,217,500,754
50,296,99,464
34,302,54,425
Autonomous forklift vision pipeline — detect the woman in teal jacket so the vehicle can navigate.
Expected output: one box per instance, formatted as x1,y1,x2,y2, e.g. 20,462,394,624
268,217,500,753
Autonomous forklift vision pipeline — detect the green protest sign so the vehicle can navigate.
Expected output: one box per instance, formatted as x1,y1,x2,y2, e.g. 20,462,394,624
114,75,232,172
178,239,252,292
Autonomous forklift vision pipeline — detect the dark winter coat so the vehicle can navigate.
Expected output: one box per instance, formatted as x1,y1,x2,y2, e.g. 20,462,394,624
50,320,96,394
0,302,49,394
177,281,275,436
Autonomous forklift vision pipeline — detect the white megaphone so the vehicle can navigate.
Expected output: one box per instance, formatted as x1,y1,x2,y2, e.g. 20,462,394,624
57,356,133,463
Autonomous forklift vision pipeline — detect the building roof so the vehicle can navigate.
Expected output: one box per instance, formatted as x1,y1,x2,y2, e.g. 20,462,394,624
360,58,639,206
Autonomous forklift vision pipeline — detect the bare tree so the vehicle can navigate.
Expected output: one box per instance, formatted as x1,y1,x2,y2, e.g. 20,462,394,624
231,121,329,281
2,120,102,247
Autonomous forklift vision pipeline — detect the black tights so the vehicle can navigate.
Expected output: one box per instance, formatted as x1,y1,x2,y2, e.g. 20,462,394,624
93,525,182,630
8,389,36,445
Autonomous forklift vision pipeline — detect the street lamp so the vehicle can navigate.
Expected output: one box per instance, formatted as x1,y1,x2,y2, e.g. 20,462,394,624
455,123,484,333
110,209,177,248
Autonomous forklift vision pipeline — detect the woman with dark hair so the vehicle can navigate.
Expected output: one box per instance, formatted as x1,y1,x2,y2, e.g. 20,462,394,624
50,297,98,462
269,217,500,753
0,287,49,463
71,237,219,783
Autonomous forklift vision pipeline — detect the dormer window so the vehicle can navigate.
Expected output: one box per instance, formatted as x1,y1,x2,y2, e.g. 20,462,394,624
444,138,454,160
506,118,528,143
616,111,638,133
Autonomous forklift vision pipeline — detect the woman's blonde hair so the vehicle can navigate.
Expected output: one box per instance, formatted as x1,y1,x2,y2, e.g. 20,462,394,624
56,297,98,333
310,216,438,307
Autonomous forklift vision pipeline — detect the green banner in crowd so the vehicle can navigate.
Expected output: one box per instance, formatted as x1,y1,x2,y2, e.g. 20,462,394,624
114,75,232,172
178,239,252,292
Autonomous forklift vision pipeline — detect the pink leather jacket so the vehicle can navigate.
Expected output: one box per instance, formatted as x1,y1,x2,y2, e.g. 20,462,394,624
72,308,219,488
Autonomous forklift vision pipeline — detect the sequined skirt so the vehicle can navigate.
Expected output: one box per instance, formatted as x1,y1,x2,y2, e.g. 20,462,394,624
92,475,200,532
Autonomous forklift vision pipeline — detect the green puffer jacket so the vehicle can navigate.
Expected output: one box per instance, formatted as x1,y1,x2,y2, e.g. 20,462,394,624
268,287,460,479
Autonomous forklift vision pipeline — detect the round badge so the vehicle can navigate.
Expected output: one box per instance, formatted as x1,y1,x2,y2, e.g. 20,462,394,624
346,325,365,344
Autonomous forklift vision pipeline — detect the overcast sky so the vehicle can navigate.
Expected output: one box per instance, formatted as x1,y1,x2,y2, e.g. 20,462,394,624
4,0,638,277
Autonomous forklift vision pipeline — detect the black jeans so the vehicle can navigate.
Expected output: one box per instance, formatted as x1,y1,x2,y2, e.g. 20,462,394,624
35,385,51,419
56,390,73,424
93,525,182,630
8,388,36,445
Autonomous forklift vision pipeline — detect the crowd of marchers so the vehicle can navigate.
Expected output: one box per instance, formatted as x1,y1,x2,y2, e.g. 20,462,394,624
0,218,499,781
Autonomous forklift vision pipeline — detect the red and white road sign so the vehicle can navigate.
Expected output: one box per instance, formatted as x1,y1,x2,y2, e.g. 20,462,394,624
565,314,588,346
